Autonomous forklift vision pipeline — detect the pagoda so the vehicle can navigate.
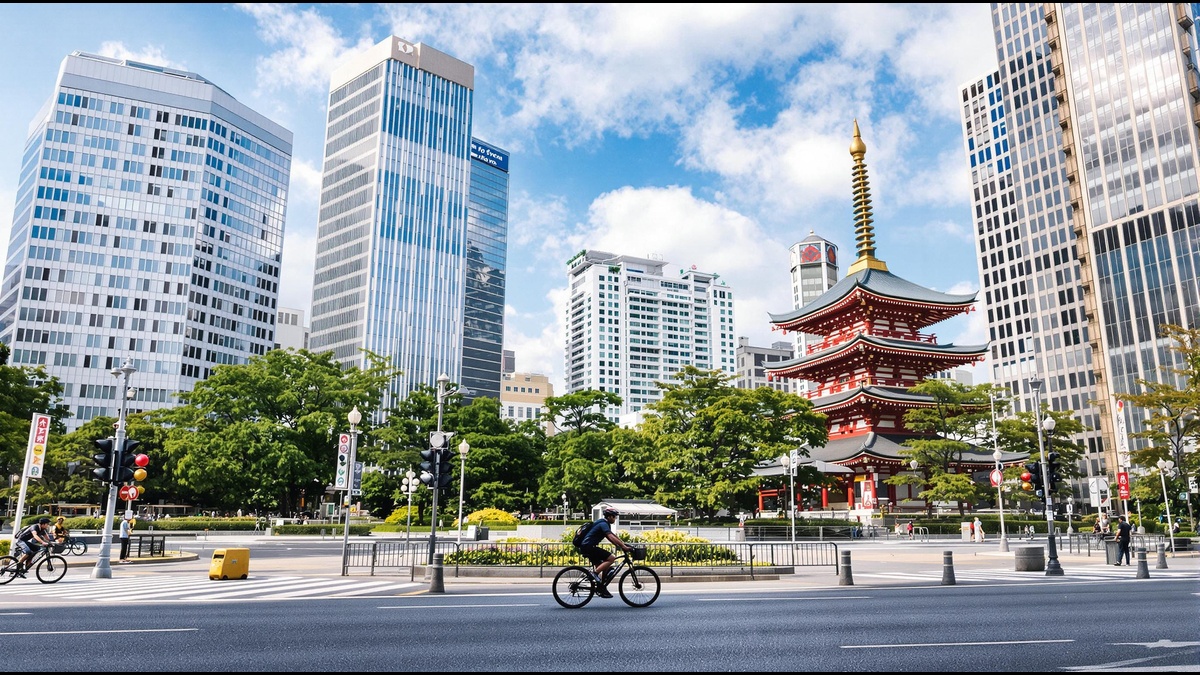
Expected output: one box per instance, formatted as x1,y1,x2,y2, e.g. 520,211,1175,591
763,121,995,514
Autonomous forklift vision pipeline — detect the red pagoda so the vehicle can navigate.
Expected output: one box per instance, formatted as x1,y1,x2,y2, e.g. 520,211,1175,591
763,121,994,514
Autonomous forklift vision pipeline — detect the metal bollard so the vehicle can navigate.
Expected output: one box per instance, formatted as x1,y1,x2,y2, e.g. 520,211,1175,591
1155,542,1168,569
1135,547,1150,579
838,550,853,586
941,550,956,585
429,552,446,593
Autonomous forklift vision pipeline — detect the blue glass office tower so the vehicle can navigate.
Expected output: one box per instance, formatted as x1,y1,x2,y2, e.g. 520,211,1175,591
0,52,291,430
309,37,476,409
462,139,509,403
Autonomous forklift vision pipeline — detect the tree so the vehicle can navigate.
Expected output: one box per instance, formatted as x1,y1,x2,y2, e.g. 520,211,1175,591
0,342,70,513
639,366,827,519
1115,324,1200,531
154,348,397,515
542,389,622,436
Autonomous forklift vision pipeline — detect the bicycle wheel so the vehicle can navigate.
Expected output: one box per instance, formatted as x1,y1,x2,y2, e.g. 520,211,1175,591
552,566,595,609
36,554,68,584
68,539,88,555
0,556,20,585
618,565,661,608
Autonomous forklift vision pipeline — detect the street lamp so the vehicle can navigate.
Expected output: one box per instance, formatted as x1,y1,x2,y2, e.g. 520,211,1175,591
989,391,1011,552
1155,458,1176,555
1029,376,1064,576
1067,496,1075,535
401,469,417,543
92,358,137,579
561,492,568,525
456,439,470,543
425,373,459,565
341,405,361,571
779,450,797,545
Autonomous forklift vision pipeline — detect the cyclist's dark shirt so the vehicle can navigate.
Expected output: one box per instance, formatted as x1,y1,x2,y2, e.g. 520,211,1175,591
580,518,611,547
17,525,46,542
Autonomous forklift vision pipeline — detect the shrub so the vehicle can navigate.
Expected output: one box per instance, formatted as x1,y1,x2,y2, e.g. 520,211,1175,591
385,506,417,525
466,508,519,526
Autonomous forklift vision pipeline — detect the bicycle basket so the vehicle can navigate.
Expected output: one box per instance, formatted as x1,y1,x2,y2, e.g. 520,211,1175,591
630,545,647,561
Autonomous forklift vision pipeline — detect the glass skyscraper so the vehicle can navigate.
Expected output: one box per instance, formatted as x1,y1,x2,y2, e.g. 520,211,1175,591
462,138,509,403
0,51,291,430
308,37,477,409
964,3,1200,485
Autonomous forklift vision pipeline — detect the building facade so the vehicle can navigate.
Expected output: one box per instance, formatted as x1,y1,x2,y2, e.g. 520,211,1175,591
734,337,794,391
964,3,1200,485
564,250,736,421
461,138,510,403
500,371,554,434
274,307,308,351
307,36,475,410
0,51,291,430
787,230,840,394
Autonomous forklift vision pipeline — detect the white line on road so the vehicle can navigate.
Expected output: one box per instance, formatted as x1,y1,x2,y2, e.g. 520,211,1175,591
697,596,871,602
377,603,541,609
843,639,1073,649
0,628,199,637
0,612,31,616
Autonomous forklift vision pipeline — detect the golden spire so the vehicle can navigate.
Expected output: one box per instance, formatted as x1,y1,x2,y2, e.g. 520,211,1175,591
846,119,888,274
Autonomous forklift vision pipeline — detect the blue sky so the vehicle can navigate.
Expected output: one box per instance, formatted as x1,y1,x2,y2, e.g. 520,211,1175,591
0,4,999,393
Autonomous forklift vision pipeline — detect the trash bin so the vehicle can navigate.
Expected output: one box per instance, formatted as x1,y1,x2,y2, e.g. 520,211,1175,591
1105,539,1120,565
475,526,489,541
209,547,250,580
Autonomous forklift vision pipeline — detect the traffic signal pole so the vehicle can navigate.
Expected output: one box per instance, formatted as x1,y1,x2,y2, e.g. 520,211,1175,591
92,359,136,579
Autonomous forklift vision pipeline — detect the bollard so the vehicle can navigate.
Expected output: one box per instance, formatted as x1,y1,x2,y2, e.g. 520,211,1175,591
838,550,853,586
429,552,446,593
1155,542,1168,570
1135,547,1150,579
942,550,956,585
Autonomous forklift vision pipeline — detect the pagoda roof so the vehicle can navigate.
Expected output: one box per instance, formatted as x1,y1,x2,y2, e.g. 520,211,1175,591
800,432,1028,467
765,333,988,375
809,385,936,413
768,267,977,331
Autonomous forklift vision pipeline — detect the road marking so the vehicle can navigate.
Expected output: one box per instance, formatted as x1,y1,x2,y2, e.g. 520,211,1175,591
378,603,541,609
844,639,1073,649
0,612,31,616
696,596,871,602
0,628,198,637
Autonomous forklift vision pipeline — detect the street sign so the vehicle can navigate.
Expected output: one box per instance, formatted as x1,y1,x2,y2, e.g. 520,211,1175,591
1189,475,1198,494
351,461,363,496
1116,472,1130,500
118,485,138,501
989,469,1003,487
334,433,351,489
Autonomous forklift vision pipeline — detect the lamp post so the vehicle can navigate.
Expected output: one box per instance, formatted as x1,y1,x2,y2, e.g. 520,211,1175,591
340,406,361,572
779,450,797,545
426,373,457,565
401,469,417,543
561,492,568,525
1029,376,1064,576
456,439,470,543
1155,458,1176,555
989,391,1011,552
92,358,137,579
1067,496,1075,535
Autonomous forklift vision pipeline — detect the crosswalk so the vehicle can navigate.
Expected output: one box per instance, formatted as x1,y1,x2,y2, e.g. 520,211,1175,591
854,564,1199,584
0,574,421,603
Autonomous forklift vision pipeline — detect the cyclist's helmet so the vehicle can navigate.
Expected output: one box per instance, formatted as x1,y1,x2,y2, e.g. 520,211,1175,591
602,507,619,518
38,517,51,525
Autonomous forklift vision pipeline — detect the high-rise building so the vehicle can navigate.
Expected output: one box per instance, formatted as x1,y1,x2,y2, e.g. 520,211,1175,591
461,138,510,403
787,230,840,393
307,36,477,410
500,371,555,434
564,250,736,422
274,307,308,351
501,349,516,374
0,51,292,430
734,337,794,392
963,3,1200,483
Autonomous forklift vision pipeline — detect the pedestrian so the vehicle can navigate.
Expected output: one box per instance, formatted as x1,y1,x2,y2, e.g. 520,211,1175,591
907,521,914,539
973,517,985,543
1114,514,1132,566
118,514,133,563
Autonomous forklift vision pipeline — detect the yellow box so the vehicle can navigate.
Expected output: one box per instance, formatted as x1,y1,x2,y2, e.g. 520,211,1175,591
209,547,250,580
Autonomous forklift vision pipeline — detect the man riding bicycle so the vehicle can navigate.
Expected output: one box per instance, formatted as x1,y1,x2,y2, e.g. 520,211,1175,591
14,517,54,576
577,507,633,598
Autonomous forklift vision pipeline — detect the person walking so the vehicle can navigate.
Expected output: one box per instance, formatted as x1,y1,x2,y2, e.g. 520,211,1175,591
118,514,133,563
973,516,985,543
1114,514,1132,566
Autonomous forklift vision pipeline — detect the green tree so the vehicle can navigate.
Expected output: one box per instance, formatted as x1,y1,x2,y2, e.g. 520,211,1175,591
154,348,397,515
639,366,827,519
0,342,70,513
995,407,1087,512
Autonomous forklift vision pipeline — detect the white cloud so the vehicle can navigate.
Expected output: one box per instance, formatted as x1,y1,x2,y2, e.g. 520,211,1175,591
96,42,187,70
237,3,375,96
278,158,322,312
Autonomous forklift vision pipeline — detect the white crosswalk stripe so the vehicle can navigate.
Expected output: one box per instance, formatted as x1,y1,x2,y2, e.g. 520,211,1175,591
0,575,420,602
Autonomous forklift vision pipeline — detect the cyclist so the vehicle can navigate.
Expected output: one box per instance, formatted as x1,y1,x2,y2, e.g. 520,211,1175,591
578,507,633,598
52,516,70,544
14,517,54,576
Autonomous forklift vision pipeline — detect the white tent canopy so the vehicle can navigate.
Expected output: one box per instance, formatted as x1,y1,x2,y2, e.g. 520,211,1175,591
591,499,677,521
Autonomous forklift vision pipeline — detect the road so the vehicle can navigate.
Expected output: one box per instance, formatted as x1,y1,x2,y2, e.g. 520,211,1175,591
1,536,1196,671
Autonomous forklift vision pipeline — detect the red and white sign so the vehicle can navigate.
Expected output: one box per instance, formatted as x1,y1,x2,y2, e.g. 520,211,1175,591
1117,471,1130,500
990,469,1004,487
119,485,139,501
862,473,877,507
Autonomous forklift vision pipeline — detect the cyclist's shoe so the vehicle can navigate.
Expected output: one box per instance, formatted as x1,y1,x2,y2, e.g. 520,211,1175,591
14,569,26,578
595,585,613,598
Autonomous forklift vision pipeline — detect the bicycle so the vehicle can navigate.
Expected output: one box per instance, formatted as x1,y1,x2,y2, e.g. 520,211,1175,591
552,545,661,609
57,536,88,556
0,542,69,584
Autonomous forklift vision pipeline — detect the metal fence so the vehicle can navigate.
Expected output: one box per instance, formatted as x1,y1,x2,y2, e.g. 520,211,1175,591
341,540,839,579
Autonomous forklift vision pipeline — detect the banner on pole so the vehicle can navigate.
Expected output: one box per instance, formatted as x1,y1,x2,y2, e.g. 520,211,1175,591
25,413,51,478
1112,397,1130,468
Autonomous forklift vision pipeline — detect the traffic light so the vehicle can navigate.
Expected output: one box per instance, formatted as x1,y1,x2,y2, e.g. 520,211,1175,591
91,438,116,483
1022,461,1044,497
1046,452,1061,492
113,439,142,483
436,448,455,489
419,447,437,487
132,451,149,482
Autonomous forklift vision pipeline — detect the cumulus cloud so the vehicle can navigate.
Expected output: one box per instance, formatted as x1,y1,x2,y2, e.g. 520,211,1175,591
96,42,188,70
237,3,375,95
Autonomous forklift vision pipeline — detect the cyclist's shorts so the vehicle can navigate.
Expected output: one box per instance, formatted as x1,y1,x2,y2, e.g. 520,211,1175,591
580,545,611,567
15,540,33,555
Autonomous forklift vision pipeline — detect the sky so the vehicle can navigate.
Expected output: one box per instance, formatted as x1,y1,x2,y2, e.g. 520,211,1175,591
0,4,1000,394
